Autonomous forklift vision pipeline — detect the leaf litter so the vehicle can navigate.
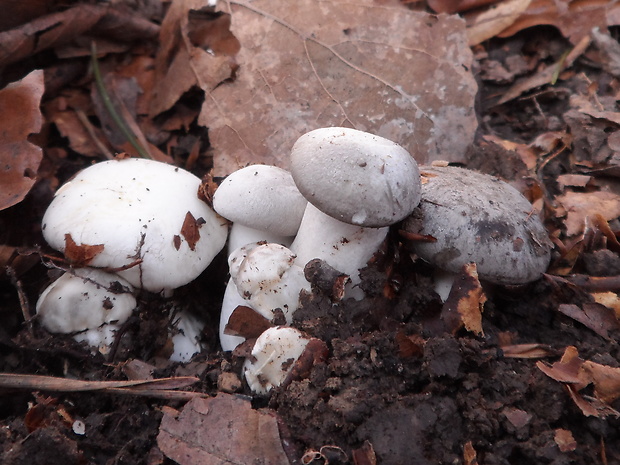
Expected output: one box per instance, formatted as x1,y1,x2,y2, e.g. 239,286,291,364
0,0,620,464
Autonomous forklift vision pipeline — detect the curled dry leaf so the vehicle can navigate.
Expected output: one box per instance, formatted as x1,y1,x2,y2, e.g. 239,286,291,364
441,263,486,336
555,190,620,237
554,429,577,453
203,0,477,175
466,0,532,46
497,0,618,45
557,302,620,341
63,233,105,267
157,393,290,465
538,346,620,418
0,70,44,211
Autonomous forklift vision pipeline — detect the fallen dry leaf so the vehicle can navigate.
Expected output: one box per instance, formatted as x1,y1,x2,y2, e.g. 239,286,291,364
555,190,620,237
441,263,486,336
497,0,617,45
466,0,532,46
180,211,202,251
500,343,553,359
0,70,44,211
581,361,620,404
554,428,577,452
0,4,159,68
149,0,237,118
462,440,479,465
157,393,290,465
225,305,272,339
202,0,477,175
557,302,620,341
538,347,620,418
63,233,105,267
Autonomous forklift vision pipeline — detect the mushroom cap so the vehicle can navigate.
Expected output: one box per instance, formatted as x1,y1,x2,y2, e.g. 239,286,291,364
213,164,307,236
290,127,421,227
41,158,227,292
228,242,310,323
36,268,136,334
403,166,552,285
243,326,310,394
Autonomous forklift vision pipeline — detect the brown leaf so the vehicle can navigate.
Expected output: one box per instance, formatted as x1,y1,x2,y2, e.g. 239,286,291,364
180,211,203,251
500,343,553,359
149,0,237,117
497,0,616,45
556,190,620,237
0,4,159,67
463,440,479,465
557,303,620,340
203,0,477,176
581,361,620,404
225,305,272,340
466,0,532,46
536,346,587,385
63,233,105,267
441,263,486,336
554,429,577,452
352,440,377,465
0,70,44,211
157,394,290,465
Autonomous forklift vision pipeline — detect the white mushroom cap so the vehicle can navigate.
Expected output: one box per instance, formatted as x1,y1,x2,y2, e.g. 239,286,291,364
290,127,421,227
404,166,552,285
226,223,292,257
213,164,307,236
36,268,136,353
41,158,227,293
228,242,310,323
243,326,310,394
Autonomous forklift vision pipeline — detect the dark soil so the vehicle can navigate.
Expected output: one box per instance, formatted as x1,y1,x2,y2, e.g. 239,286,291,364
1,23,620,465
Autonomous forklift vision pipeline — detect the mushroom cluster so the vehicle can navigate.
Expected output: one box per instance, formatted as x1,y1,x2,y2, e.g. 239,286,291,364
35,127,553,395
36,157,227,359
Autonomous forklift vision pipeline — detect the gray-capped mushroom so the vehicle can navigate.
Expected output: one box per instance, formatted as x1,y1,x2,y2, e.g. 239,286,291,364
403,165,552,288
289,127,421,294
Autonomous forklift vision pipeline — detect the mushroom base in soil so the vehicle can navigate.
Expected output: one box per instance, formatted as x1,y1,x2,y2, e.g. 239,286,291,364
220,242,311,351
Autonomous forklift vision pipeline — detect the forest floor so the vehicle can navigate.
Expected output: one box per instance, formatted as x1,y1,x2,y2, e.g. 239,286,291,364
0,1,619,464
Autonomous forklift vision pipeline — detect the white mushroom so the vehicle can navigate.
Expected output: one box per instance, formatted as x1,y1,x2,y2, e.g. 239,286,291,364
169,310,205,363
289,127,421,295
243,326,311,395
41,158,227,293
219,242,311,351
212,164,307,254
36,268,136,354
403,166,552,297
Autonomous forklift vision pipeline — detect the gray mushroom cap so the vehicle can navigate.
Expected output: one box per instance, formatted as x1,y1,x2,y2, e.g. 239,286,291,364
290,127,421,227
403,166,552,285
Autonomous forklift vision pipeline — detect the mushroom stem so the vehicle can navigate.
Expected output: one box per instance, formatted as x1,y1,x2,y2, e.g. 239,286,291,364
227,223,292,256
290,204,388,298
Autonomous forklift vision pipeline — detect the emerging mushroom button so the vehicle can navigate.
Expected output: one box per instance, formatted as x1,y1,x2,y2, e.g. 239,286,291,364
403,166,552,285
40,158,227,293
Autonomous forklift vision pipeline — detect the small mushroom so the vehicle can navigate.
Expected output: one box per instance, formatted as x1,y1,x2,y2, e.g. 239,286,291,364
212,164,307,253
289,127,421,295
36,268,136,354
41,158,228,293
243,326,311,394
169,310,205,363
219,242,311,351
403,166,552,291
